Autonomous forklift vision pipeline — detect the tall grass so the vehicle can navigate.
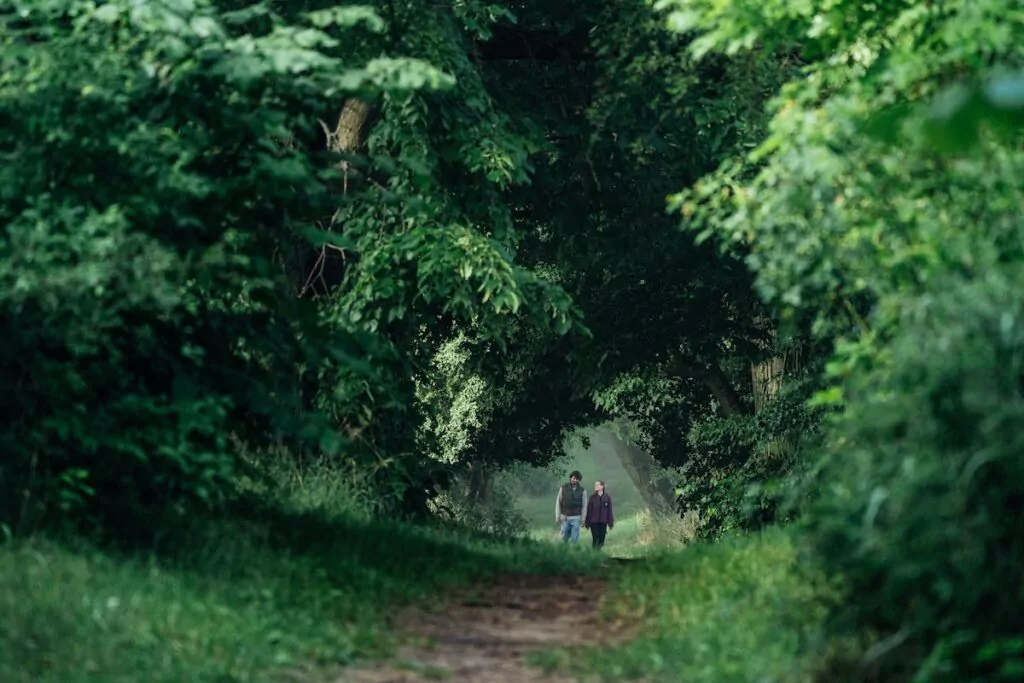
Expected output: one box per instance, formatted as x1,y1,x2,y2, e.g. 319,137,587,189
630,508,699,550
0,451,602,683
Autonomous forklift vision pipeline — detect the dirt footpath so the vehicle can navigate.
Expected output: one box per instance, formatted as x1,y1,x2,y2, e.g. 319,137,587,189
341,571,637,683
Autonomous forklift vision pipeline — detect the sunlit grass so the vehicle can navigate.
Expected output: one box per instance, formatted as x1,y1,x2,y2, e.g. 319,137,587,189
526,509,646,554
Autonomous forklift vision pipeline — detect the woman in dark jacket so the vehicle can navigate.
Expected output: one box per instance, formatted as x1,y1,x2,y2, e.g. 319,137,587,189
584,480,615,549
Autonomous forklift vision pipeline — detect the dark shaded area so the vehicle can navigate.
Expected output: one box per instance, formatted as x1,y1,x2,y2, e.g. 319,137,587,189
474,27,592,62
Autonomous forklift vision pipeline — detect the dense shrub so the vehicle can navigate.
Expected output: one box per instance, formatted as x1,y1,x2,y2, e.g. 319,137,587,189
429,473,530,539
805,268,1024,681
0,0,441,534
681,377,824,541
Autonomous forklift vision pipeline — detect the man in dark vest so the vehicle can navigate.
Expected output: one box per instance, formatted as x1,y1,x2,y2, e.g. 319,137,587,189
554,470,586,544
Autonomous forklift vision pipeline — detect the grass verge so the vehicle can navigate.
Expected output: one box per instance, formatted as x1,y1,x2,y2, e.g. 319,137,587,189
530,526,841,683
0,457,603,683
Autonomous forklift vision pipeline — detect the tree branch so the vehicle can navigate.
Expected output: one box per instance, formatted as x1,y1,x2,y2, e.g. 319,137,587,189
671,356,751,417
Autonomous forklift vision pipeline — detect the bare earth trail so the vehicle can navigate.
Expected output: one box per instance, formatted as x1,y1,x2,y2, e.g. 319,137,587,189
343,561,640,683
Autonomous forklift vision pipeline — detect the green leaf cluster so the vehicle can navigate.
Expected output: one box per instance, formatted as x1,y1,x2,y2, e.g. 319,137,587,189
668,0,1024,677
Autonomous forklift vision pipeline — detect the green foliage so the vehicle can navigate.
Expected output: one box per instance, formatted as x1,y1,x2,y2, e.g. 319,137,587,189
594,373,706,470
681,375,824,541
501,461,557,498
11,0,1024,679
444,0,797,491
679,414,757,538
667,0,1024,335
594,350,825,543
0,0,591,533
292,0,592,501
666,0,1024,678
0,0,422,531
805,269,1024,681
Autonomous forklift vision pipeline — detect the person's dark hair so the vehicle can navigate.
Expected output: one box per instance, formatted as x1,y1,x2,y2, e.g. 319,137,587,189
569,470,582,480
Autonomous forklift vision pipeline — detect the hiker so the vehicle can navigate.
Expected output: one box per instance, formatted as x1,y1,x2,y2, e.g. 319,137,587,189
584,480,614,549
554,470,586,544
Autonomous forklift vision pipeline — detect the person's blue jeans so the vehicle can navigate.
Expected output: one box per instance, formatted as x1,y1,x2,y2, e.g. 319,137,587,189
561,515,582,543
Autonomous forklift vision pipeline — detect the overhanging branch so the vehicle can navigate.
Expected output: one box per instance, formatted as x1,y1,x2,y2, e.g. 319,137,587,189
670,355,750,417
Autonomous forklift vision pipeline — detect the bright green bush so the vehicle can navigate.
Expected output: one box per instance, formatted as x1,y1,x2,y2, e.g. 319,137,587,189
662,0,1024,678
806,268,1024,681
0,0,448,534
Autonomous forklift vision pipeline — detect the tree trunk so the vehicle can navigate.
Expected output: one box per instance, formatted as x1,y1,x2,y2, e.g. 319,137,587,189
749,322,803,457
290,98,374,299
703,363,749,417
669,355,749,417
466,460,494,507
322,97,373,197
596,426,675,513
751,353,785,414
327,98,372,154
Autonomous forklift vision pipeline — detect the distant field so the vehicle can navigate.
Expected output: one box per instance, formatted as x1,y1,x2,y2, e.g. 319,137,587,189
499,430,652,556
